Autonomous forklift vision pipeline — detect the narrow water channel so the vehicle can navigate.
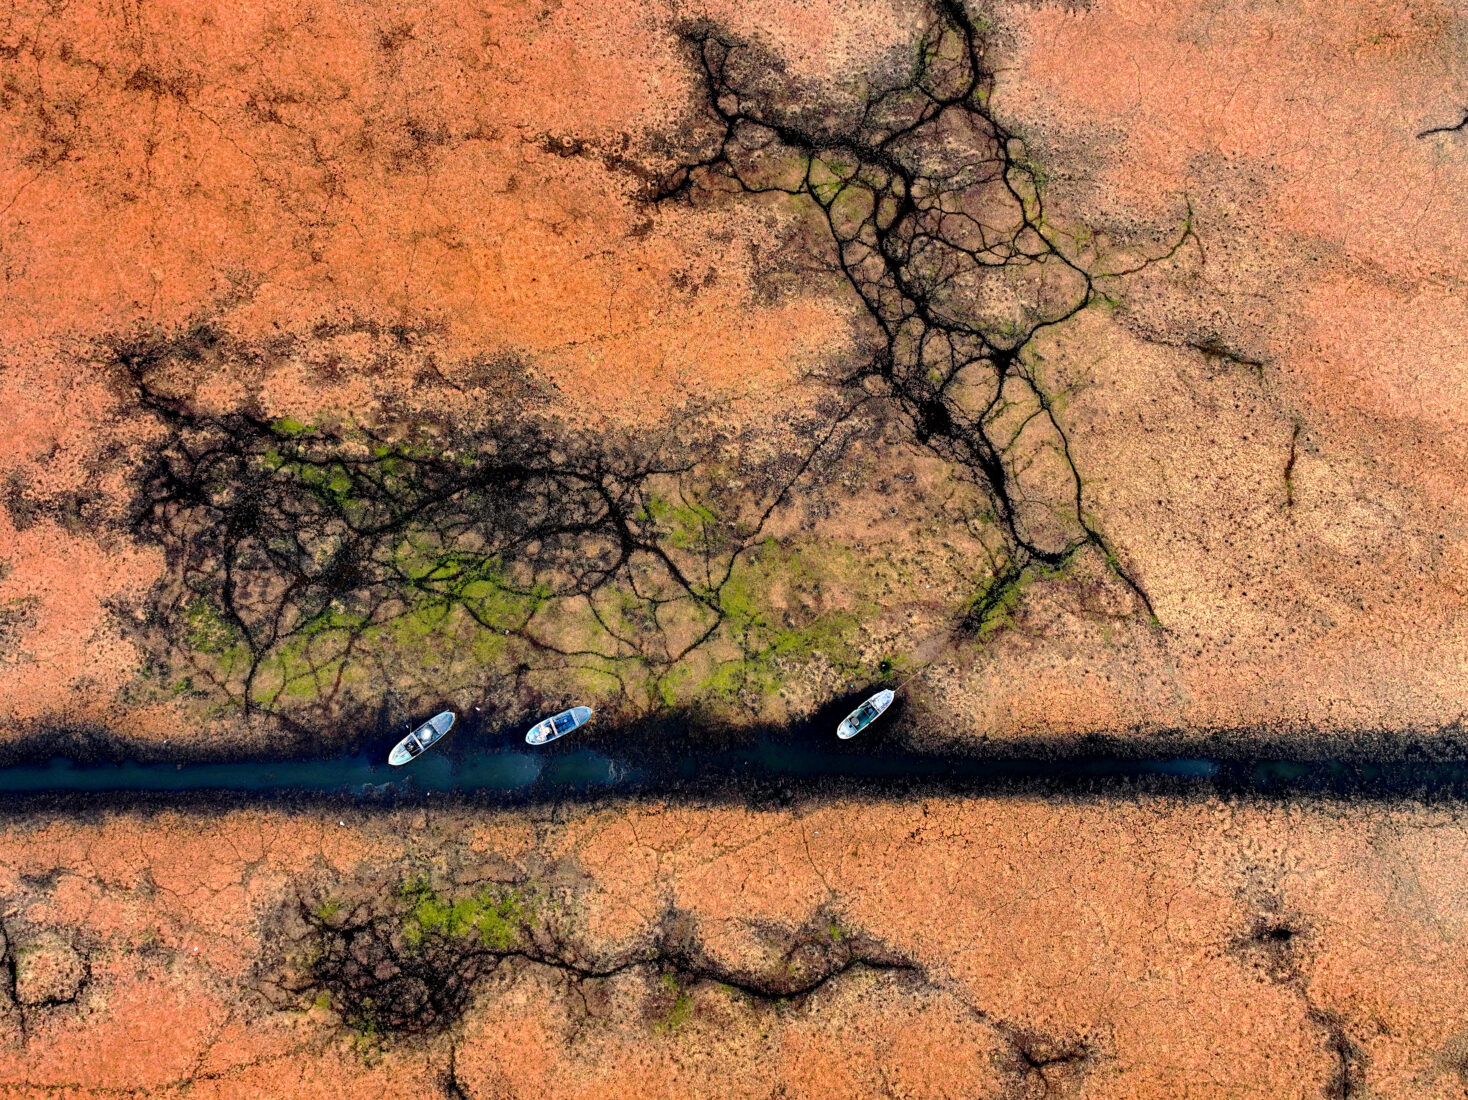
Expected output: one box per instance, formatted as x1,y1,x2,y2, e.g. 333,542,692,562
2,734,1466,802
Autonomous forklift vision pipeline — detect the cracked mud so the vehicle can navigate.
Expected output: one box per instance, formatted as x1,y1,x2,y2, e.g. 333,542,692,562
1,800,1466,1096
2,0,1468,1093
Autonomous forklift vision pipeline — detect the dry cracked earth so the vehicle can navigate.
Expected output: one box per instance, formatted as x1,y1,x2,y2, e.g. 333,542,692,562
2,0,1468,1094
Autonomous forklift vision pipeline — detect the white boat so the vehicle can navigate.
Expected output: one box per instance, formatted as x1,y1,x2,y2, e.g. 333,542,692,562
836,689,894,740
388,710,456,766
526,705,593,746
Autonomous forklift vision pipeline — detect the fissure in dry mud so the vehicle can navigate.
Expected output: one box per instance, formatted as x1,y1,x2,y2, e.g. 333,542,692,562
266,875,917,1039
115,322,869,730
653,0,1189,626
96,0,1180,738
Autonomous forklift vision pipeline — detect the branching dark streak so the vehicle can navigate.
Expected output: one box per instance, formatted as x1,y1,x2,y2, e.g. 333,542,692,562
652,0,1178,624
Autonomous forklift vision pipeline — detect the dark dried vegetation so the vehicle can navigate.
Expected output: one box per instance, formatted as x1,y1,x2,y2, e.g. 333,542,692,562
654,0,1182,627
84,0,1189,733
115,323,860,723
264,876,917,1040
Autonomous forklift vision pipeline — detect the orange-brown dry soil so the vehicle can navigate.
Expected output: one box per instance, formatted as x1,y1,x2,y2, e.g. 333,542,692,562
1,798,1468,1097
0,0,1462,746
3,0,1468,1094
0,0,1465,746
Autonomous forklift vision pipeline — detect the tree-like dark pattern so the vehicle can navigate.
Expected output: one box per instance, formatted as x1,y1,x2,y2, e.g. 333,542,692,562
276,883,510,1036
265,877,918,1041
656,0,1172,623
120,327,853,720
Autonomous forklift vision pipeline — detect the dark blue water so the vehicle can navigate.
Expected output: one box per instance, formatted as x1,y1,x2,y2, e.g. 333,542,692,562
2,738,1465,802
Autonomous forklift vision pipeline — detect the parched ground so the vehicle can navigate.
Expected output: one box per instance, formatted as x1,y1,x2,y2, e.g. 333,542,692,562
3,0,1468,1093
1,797,1468,1097
0,0,1464,748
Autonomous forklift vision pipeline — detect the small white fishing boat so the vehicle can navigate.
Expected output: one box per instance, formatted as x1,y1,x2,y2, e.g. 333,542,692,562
388,710,456,766
526,705,593,746
836,689,894,740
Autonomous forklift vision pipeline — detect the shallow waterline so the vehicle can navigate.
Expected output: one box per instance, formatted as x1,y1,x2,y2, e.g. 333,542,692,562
4,738,1468,801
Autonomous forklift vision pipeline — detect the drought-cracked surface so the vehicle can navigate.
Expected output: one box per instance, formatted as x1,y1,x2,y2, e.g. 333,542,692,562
3,0,1468,1092
1,0,1465,750
3,0,1468,746
3,799,1468,1096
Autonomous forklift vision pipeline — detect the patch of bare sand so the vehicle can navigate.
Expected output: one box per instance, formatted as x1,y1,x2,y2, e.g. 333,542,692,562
0,341,166,728
0,0,866,422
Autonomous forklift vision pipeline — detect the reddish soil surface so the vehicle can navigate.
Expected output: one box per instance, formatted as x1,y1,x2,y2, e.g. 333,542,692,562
1,0,1464,744
1,799,1468,1097
0,0,878,739
949,0,1468,739
3,0,1468,1091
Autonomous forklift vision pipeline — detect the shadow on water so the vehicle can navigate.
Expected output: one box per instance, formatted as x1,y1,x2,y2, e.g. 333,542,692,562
6,697,1468,808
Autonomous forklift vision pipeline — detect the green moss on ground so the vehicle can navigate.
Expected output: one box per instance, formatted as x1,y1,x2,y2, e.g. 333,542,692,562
656,972,695,1033
691,538,874,703
398,877,530,952
182,596,243,656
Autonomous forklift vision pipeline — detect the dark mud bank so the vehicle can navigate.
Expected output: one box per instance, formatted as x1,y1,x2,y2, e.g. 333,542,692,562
7,698,1468,807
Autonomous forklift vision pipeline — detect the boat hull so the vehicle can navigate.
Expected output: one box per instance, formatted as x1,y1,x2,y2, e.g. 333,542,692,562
837,689,894,740
388,710,456,766
526,705,594,745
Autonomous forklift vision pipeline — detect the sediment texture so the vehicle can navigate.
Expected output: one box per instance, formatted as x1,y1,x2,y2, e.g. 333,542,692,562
0,0,1463,748
1,799,1468,1097
2,0,1468,1092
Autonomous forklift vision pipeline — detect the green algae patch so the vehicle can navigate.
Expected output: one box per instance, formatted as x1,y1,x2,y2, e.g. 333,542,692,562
284,874,546,1042
181,596,244,656
271,415,311,436
656,971,695,1034
691,538,874,703
399,877,531,952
